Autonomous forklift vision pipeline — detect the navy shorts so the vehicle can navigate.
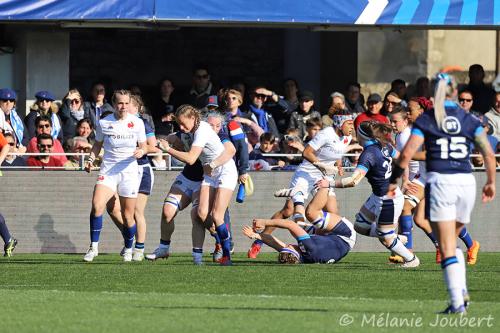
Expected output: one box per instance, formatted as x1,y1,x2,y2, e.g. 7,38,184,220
298,233,351,264
138,164,154,195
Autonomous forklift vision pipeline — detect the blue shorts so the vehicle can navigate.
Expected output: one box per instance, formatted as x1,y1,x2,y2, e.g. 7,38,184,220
138,164,154,195
298,233,351,264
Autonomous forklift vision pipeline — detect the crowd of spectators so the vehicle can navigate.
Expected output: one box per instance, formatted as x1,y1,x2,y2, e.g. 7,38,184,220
1,63,499,171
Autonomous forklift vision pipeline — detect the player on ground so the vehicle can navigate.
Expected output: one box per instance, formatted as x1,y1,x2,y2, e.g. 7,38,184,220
83,90,147,262
243,206,356,264
390,73,495,313
158,105,237,265
248,111,354,258
0,131,17,256
317,121,420,267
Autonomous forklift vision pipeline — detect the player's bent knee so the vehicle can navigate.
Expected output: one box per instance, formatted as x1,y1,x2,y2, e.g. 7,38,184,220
376,226,397,248
354,213,372,236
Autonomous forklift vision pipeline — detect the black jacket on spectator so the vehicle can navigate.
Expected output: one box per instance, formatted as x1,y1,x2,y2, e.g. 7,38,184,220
268,99,293,134
60,99,97,143
83,101,114,128
288,109,321,139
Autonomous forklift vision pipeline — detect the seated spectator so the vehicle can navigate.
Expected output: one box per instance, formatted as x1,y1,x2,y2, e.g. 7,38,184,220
271,78,298,133
75,118,95,145
322,92,347,127
249,133,285,170
281,128,303,166
383,91,403,115
224,89,263,147
25,91,63,142
458,90,481,118
200,95,219,114
27,115,68,165
466,64,496,115
59,89,96,144
64,136,91,170
345,82,365,116
27,133,64,169
0,88,29,147
485,92,500,142
282,78,299,113
0,132,26,168
288,90,321,140
152,78,177,127
391,79,408,101
246,86,280,138
415,76,431,99
183,65,217,109
354,93,389,130
303,117,323,144
84,82,114,126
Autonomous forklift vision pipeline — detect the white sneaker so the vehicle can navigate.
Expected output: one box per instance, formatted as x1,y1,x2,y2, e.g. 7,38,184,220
83,247,98,262
132,249,144,262
401,255,420,268
123,248,133,262
145,247,170,261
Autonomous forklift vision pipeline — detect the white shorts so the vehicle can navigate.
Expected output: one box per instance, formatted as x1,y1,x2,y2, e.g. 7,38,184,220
289,170,335,199
202,160,238,190
96,170,140,198
170,173,201,199
425,172,476,224
357,187,404,226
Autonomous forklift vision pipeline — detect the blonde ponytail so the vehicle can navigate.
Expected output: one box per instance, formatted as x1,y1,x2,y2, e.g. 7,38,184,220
434,79,447,129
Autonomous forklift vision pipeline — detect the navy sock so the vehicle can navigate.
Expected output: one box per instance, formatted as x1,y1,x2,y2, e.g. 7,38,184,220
160,239,171,246
0,214,12,244
90,214,103,243
211,232,221,245
224,209,233,246
459,228,473,249
135,242,144,250
400,215,413,249
253,239,264,246
122,224,137,249
425,231,439,248
216,223,231,258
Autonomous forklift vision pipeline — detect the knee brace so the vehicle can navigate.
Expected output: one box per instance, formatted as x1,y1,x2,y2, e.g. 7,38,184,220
164,194,180,211
311,211,330,230
354,213,373,236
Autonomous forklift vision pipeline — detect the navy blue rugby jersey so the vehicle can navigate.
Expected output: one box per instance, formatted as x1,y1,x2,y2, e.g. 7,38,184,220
357,141,397,197
137,116,155,166
412,104,482,174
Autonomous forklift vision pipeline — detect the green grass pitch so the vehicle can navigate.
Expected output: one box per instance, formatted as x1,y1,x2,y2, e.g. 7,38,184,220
1,252,499,333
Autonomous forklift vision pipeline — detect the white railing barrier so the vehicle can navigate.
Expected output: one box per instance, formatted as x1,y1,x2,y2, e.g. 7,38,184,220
0,152,498,171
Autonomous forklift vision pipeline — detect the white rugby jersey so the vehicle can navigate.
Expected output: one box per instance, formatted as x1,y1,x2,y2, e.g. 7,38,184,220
396,126,424,179
191,121,225,165
96,112,146,174
296,126,352,175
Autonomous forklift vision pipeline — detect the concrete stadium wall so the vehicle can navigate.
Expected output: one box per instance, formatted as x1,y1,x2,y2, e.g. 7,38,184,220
0,171,498,254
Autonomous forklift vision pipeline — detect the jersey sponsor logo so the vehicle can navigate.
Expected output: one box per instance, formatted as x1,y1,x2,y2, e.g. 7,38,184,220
110,134,134,140
442,116,461,134
128,121,135,129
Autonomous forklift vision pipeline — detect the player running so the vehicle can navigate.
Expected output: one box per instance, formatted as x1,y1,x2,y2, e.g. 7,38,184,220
390,73,495,313
316,120,420,267
83,90,147,262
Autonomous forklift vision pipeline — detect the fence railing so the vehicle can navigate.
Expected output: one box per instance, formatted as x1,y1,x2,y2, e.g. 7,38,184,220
0,152,498,171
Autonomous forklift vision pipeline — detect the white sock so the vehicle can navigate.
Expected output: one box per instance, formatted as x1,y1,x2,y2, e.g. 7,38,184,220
388,238,414,261
91,242,99,250
192,249,203,263
443,258,464,308
455,248,468,296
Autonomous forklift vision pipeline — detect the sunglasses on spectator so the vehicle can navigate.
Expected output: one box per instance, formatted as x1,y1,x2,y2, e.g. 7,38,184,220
459,98,472,103
7,142,15,146
38,144,53,148
254,94,267,99
38,99,52,103
38,124,51,129
195,74,209,79
0,99,15,103
387,101,400,106
70,99,81,104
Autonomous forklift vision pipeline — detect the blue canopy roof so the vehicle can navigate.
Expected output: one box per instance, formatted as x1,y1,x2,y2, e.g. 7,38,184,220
0,0,498,28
